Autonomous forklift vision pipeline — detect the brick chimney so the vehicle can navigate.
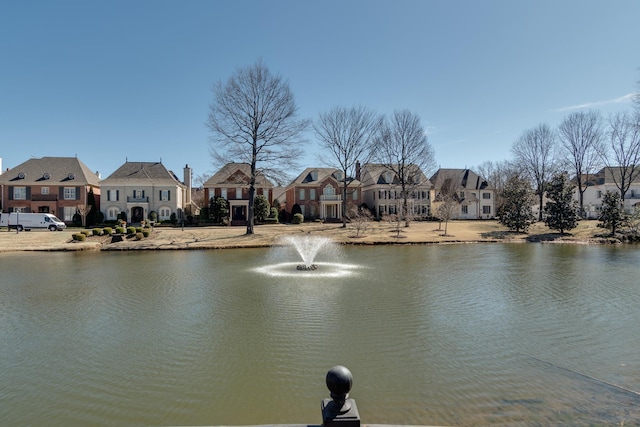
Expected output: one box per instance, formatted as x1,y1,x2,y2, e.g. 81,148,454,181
355,161,361,181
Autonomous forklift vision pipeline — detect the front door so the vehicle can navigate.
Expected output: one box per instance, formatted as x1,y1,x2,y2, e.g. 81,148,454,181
131,207,144,223
233,206,246,221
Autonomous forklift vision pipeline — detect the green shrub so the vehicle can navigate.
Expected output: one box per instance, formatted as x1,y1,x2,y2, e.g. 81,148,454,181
135,232,144,241
142,230,151,238
72,233,86,241
292,213,304,224
262,217,279,224
103,227,113,235
126,226,136,235
135,227,143,233
115,226,126,234
92,228,102,236
81,229,91,236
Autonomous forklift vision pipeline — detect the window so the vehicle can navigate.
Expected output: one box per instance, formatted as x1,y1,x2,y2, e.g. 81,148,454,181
41,187,49,195
13,207,26,213
352,189,358,200
384,172,392,183
159,208,171,220
483,192,491,199
460,191,465,199
236,188,242,199
461,205,468,214
13,187,27,200
300,205,305,215
299,189,305,200
107,189,119,201
63,206,75,221
160,190,170,201
310,189,316,200
64,187,76,200
221,188,227,199
483,206,491,215
311,171,318,181
107,208,119,220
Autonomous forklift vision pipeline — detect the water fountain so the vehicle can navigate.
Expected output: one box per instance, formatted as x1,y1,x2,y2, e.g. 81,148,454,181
254,234,360,278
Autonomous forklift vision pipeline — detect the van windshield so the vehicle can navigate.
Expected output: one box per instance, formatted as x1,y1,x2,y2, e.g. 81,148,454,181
51,216,63,223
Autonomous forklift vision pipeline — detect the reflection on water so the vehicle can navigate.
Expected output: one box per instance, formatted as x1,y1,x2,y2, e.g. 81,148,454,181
1,244,639,426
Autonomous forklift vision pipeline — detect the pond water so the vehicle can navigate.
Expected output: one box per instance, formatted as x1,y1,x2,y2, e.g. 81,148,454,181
1,243,639,426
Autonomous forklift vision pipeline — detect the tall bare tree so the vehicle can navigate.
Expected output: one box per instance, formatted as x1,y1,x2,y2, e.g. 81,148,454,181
512,123,558,221
314,105,381,228
600,112,640,203
372,110,436,227
557,110,604,217
207,60,309,234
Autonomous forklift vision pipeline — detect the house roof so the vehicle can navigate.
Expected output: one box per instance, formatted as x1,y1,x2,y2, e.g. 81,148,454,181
359,163,431,187
430,168,491,191
288,167,361,186
204,163,274,188
0,156,100,186
582,167,640,186
100,161,185,187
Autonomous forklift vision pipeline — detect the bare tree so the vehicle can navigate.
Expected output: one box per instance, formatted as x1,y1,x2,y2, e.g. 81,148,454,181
600,112,640,203
475,159,519,215
348,205,372,237
314,105,381,228
435,194,457,236
557,110,604,217
372,110,436,227
207,60,310,234
512,123,558,221
76,204,90,228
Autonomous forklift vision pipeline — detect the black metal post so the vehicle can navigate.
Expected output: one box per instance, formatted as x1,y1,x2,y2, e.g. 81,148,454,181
321,365,360,427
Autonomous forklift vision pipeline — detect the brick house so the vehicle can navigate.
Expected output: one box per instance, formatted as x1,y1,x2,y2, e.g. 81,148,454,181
285,167,362,221
0,156,101,223
203,163,274,225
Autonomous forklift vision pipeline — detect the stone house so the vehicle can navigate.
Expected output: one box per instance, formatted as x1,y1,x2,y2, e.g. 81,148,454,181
359,162,433,219
99,161,190,223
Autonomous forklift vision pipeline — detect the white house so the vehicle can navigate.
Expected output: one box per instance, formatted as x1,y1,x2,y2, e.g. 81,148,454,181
580,167,640,219
359,162,432,219
100,161,190,223
430,168,495,219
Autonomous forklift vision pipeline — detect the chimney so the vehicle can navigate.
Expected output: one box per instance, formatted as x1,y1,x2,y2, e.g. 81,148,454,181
355,161,361,181
184,164,192,205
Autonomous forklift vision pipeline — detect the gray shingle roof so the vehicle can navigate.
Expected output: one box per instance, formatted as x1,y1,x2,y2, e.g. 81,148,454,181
100,161,184,186
204,163,274,187
0,156,100,186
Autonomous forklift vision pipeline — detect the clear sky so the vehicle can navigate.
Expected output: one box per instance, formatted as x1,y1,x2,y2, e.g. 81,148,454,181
1,0,638,183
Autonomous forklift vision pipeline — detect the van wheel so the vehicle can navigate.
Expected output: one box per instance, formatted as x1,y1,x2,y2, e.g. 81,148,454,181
49,225,57,231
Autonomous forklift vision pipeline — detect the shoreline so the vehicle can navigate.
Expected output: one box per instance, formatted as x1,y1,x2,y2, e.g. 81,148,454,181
0,220,623,253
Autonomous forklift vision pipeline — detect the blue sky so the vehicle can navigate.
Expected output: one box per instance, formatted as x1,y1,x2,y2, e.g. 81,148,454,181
1,0,638,183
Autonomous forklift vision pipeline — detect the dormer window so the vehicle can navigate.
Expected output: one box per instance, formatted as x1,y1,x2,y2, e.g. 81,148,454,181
311,171,318,181
384,172,393,184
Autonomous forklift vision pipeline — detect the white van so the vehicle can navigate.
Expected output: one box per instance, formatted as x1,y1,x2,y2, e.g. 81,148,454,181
0,212,67,231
